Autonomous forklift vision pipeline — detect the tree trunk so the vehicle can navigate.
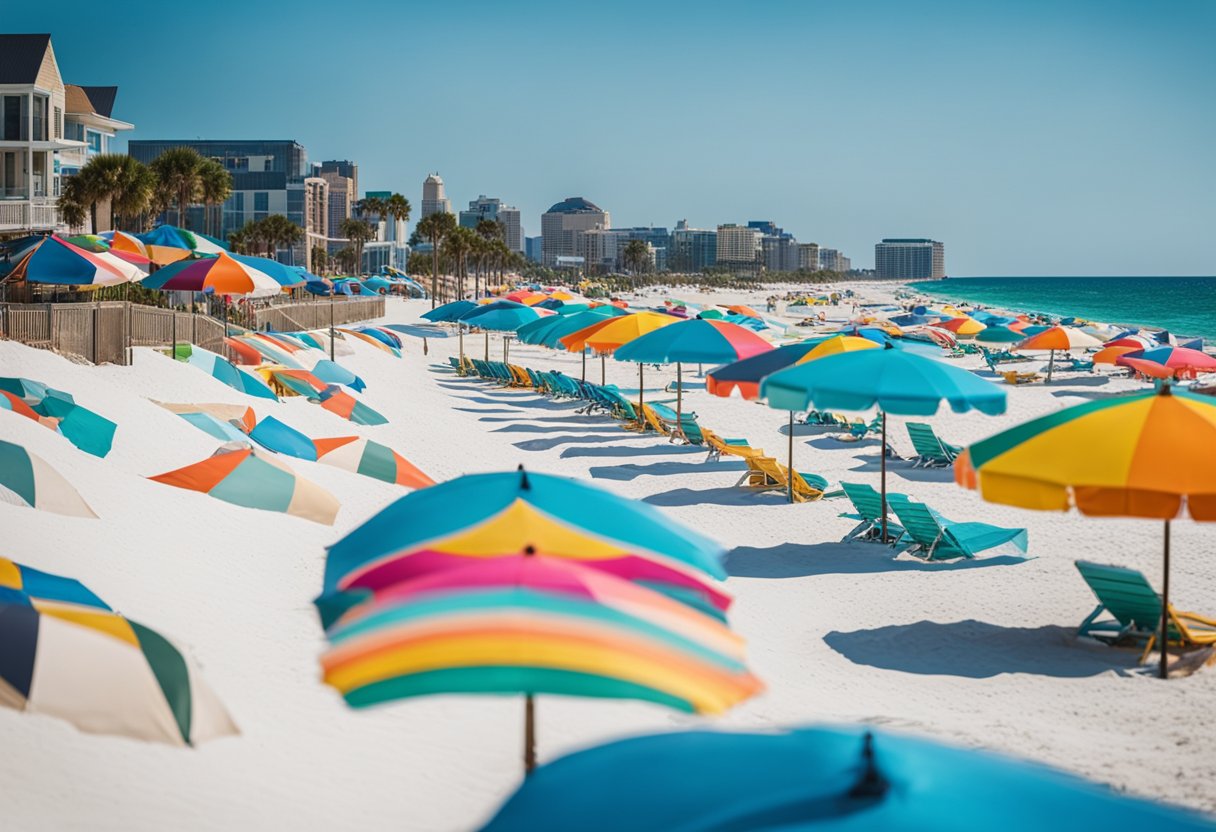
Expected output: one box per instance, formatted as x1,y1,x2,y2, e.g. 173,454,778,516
430,240,439,308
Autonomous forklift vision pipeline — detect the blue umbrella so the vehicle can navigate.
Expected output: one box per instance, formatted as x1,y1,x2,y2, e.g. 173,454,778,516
483,725,1216,832
516,306,627,381
761,345,1006,540
422,300,478,323
459,301,544,363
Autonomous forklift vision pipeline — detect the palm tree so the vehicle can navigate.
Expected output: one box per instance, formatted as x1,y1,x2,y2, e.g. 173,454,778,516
623,239,651,286
197,159,232,237
339,217,376,276
148,147,205,230
109,157,156,231
56,176,89,230
311,244,329,275
356,195,386,236
56,154,152,233
443,226,476,299
384,193,411,233
266,214,303,259
416,211,457,306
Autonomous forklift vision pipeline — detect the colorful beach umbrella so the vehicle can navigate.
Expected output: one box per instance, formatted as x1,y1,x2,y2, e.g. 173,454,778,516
0,440,96,518
6,235,134,286
955,386,1216,678
258,368,387,425
763,345,1006,537
1116,346,1216,380
0,556,109,612
1093,345,1142,365
0,378,116,458
150,443,340,525
153,401,256,444
483,724,1216,831
248,416,432,488
139,224,227,256
177,345,278,400
936,317,986,337
317,468,731,628
562,311,677,399
105,230,190,266
320,553,760,772
227,253,305,289
1016,325,1105,381
705,340,828,400
0,600,238,746
796,334,880,364
975,325,1024,344
141,251,282,298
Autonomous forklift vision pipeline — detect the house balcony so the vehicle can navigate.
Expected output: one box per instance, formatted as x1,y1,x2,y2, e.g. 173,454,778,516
0,196,59,233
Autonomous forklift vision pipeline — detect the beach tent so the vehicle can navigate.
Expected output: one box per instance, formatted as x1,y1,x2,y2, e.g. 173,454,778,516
149,443,340,525
0,378,116,458
0,439,96,518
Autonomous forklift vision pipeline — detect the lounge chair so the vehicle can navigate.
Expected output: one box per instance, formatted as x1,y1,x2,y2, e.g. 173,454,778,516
887,495,1028,560
838,482,905,543
1075,560,1216,659
1001,369,1043,385
847,415,884,440
738,456,838,502
703,429,762,462
905,422,962,467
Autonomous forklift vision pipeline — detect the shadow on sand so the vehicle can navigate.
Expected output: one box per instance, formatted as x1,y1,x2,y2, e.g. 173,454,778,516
490,423,623,435
643,486,789,508
514,434,639,452
725,541,1028,578
590,459,747,481
560,443,699,459
823,619,1138,678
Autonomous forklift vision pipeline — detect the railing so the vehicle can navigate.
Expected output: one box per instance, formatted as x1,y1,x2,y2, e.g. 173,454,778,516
0,198,59,230
0,295,386,366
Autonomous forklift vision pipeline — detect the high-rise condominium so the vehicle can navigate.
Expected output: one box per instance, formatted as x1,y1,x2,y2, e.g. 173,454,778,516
421,173,451,218
715,224,762,266
541,197,609,267
874,238,945,280
459,195,523,253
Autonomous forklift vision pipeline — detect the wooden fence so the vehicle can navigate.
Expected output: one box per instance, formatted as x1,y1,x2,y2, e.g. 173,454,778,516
0,296,384,366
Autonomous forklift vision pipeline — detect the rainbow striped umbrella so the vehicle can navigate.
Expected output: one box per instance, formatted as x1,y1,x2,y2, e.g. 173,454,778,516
0,598,237,746
0,440,96,518
248,416,432,487
1015,326,1105,381
141,251,281,297
955,386,1216,678
1116,346,1216,380
317,468,730,629
6,235,137,286
320,553,761,771
150,444,340,525
104,230,191,266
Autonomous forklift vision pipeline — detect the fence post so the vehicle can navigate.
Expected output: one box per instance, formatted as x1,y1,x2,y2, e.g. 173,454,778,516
91,304,98,364
126,302,132,366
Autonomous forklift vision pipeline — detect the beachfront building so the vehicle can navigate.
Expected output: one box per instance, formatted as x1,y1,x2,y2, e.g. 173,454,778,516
303,176,329,270
0,34,132,234
357,189,410,273
612,226,669,272
459,195,523,253
715,224,762,268
317,160,358,201
669,220,717,273
525,235,543,263
420,173,451,218
798,242,820,271
319,170,355,254
874,238,945,280
820,248,852,272
761,233,800,273
541,196,609,267
128,138,309,262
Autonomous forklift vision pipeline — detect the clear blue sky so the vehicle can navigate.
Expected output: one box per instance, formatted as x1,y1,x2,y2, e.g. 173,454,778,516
14,0,1215,274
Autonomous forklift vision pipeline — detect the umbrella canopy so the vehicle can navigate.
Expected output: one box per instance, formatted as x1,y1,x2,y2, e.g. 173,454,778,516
141,251,282,297
705,340,827,400
614,320,772,365
154,401,256,444
0,439,96,518
0,556,109,611
521,308,626,348
482,724,1215,832
227,253,305,289
762,345,1007,416
104,230,190,266
1016,325,1104,352
974,325,1025,344
248,416,432,488
423,300,479,323
310,359,366,392
719,304,761,319
561,312,676,354
937,317,986,336
177,346,278,400
320,554,760,714
0,600,238,746
1106,333,1158,351
149,443,340,525
461,301,544,332
225,334,302,368
317,469,730,627
1093,345,1142,365
6,235,134,286
139,224,226,255
258,368,387,425
1116,346,1216,379
0,378,116,458
795,335,880,364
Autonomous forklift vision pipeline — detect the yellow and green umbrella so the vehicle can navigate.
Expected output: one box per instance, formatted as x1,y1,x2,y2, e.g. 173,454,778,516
955,386,1216,677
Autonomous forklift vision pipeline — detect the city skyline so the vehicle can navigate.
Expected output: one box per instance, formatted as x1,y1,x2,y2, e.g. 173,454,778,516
7,0,1214,275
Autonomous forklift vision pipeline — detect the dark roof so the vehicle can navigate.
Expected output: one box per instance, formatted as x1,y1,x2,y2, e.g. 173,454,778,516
0,34,51,85
77,86,118,117
546,196,602,214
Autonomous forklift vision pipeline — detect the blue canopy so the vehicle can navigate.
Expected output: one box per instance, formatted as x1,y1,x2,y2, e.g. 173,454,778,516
421,300,478,322
459,300,543,332
249,416,317,461
483,725,1216,832
311,359,366,392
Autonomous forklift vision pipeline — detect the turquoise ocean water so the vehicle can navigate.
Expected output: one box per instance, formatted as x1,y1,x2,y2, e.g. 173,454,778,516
907,276,1216,340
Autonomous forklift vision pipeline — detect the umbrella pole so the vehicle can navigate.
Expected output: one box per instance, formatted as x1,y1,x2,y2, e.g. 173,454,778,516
788,410,795,504
676,362,683,441
601,353,606,386
485,330,489,362
524,693,537,774
638,363,645,429
458,326,465,373
880,411,888,543
1047,349,1055,383
1160,519,1171,680
581,349,586,382
504,336,509,364
329,293,335,361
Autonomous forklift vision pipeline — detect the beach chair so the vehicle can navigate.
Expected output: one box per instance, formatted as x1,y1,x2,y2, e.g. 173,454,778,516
847,415,884,440
738,456,837,502
1001,369,1043,385
838,482,905,543
887,495,1028,560
1075,561,1216,659
1059,357,1095,372
905,422,962,467
704,429,762,462
633,403,671,435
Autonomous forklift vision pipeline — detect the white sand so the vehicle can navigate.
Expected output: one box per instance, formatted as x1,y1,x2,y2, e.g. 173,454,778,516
3,287,1214,830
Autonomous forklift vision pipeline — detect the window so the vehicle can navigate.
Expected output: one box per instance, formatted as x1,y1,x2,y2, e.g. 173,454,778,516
53,107,61,139
2,97,21,141
233,192,244,211
87,131,102,153
254,192,268,212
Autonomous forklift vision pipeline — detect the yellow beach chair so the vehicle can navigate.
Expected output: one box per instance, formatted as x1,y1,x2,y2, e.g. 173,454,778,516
1001,370,1043,385
738,456,832,502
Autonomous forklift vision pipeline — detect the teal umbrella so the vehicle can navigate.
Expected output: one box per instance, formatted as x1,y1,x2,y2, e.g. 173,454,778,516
519,307,628,381
0,378,116,459
761,345,1006,540
460,301,544,363
975,326,1024,344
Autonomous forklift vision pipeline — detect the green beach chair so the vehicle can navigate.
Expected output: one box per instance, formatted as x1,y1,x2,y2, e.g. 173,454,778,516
839,482,905,543
1075,561,1216,656
905,422,962,467
887,495,1028,560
